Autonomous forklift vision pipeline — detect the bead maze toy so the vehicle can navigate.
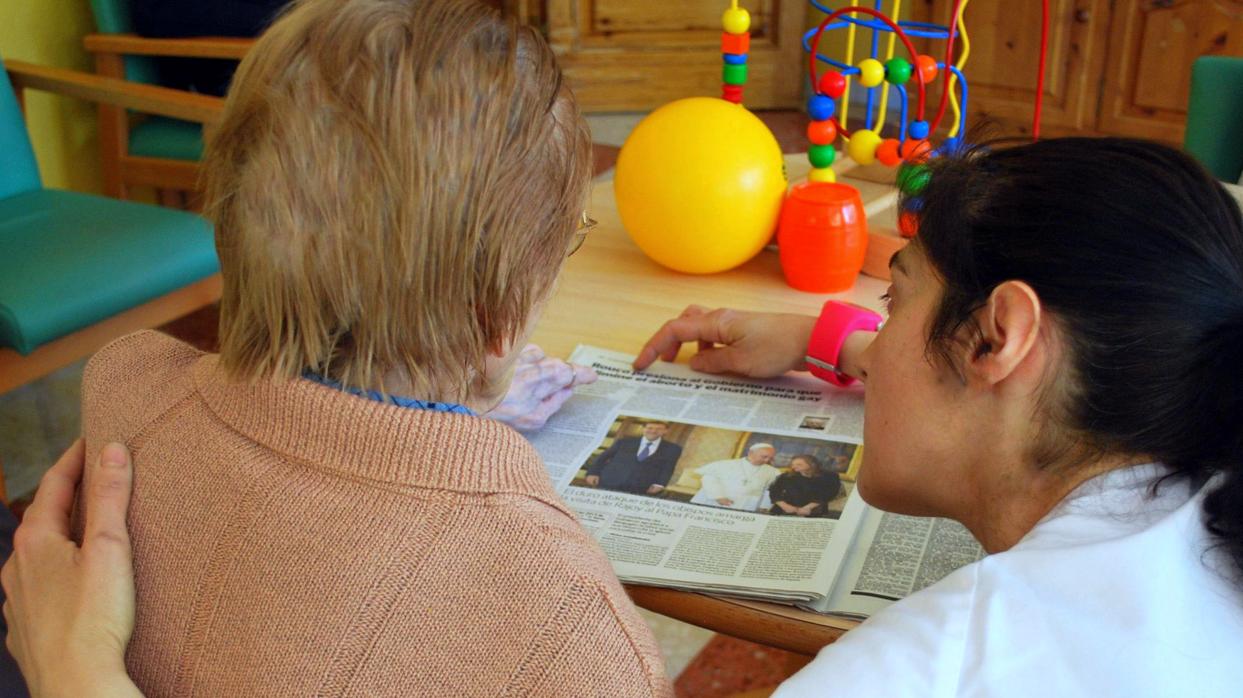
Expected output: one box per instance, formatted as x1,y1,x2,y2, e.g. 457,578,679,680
614,0,1049,283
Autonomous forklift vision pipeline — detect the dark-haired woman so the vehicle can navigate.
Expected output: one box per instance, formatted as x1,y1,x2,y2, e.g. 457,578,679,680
637,137,1243,696
769,455,842,517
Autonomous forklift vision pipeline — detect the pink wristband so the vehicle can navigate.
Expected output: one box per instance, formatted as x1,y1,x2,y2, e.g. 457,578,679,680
805,300,884,387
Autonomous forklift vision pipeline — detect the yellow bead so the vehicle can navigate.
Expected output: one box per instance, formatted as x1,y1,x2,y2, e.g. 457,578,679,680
722,7,751,34
808,167,836,183
857,58,885,88
847,129,883,165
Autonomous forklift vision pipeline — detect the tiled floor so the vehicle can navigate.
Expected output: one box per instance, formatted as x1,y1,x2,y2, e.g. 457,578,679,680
0,361,84,500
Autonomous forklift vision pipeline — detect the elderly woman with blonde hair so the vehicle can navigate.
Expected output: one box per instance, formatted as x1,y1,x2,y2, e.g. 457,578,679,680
60,0,671,695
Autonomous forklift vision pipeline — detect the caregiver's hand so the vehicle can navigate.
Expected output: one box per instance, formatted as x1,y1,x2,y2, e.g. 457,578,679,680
486,344,598,431
634,306,817,378
2,440,144,698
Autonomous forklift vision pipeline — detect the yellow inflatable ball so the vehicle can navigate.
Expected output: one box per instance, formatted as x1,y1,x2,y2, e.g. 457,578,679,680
614,97,786,274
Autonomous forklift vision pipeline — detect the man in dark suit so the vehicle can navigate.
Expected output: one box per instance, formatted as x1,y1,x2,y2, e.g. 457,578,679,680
584,421,682,495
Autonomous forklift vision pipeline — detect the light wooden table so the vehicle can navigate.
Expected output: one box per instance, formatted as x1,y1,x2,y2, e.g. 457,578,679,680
529,155,897,656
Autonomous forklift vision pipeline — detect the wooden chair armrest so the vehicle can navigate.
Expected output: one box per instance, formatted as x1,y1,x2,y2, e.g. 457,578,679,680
5,59,223,125
84,33,252,61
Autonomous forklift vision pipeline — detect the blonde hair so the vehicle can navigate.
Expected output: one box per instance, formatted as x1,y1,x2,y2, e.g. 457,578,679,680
203,0,592,399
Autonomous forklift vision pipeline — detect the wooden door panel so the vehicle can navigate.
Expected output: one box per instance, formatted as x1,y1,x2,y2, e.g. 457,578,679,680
1100,0,1243,142
589,0,773,37
534,0,805,111
916,0,1112,136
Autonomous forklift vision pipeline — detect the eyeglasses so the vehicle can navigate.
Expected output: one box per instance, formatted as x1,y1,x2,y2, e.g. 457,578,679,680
568,212,597,257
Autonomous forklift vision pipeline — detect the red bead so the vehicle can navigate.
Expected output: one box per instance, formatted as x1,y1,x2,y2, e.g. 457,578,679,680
876,138,902,167
900,138,932,162
914,55,939,84
899,211,919,238
818,71,847,99
721,31,751,55
806,119,838,145
722,84,744,103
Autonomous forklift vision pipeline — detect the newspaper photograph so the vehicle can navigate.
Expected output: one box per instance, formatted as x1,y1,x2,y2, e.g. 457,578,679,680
525,346,868,603
526,345,985,614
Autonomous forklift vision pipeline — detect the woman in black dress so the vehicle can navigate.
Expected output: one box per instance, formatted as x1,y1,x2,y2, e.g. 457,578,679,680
768,454,842,517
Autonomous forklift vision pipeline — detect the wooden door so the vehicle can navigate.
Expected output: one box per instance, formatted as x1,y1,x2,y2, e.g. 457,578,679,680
913,0,1112,138
510,0,807,111
1098,0,1243,143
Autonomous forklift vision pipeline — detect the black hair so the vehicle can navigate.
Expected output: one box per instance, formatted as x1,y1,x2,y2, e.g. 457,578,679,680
904,137,1243,582
791,454,825,475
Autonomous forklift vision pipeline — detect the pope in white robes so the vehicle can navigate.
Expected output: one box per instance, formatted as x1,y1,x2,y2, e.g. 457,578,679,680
689,443,780,512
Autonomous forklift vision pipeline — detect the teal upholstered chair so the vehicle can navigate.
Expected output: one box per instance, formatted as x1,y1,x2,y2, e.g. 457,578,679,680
1184,56,1243,185
0,58,223,392
84,0,251,200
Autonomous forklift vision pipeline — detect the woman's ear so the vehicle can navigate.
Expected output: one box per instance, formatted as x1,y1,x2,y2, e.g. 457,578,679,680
963,280,1043,387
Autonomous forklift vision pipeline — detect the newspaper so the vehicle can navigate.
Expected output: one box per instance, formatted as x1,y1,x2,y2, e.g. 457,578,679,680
528,345,984,616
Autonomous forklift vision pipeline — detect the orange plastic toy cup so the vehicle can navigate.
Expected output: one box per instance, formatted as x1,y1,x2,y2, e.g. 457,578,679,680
777,182,868,293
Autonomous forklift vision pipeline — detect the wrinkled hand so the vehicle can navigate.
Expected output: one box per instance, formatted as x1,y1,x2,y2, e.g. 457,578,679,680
634,306,817,378
2,440,143,698
486,345,598,431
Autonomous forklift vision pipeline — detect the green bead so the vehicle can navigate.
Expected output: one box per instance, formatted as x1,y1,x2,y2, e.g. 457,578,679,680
885,57,912,85
808,144,836,169
897,162,930,194
723,63,748,85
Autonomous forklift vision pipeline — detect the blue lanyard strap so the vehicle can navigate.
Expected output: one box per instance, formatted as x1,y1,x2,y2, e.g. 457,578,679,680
303,372,476,416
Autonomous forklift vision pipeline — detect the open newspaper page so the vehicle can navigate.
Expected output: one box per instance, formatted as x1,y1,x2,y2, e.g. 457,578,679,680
805,498,986,617
524,346,868,603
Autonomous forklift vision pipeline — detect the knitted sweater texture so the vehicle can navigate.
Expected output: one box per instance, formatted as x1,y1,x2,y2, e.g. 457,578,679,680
78,331,672,697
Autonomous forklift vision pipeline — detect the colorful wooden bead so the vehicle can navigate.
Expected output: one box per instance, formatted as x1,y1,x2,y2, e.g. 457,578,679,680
722,84,744,103
818,71,847,99
721,31,751,54
809,167,836,183
722,7,751,34
723,53,748,65
914,54,939,84
857,58,885,88
847,129,882,165
909,120,930,140
807,119,838,146
897,163,931,195
808,143,836,168
884,57,912,85
900,138,932,162
899,210,919,238
876,138,902,167
808,94,836,121
723,63,748,85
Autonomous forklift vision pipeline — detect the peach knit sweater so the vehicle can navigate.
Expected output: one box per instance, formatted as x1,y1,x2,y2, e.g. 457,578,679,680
77,331,672,697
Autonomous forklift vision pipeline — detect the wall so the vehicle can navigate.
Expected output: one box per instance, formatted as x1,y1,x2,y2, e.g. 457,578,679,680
1,0,103,193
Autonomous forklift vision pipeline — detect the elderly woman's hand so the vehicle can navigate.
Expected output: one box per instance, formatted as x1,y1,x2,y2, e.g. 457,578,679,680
2,440,144,698
485,344,598,431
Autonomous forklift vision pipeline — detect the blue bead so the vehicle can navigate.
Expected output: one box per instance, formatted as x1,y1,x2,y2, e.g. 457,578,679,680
808,95,836,121
909,120,930,140
723,53,749,65
933,136,965,157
